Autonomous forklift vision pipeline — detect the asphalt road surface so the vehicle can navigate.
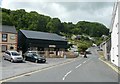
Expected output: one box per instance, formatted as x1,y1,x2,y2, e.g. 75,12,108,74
1,57,73,80
3,47,119,82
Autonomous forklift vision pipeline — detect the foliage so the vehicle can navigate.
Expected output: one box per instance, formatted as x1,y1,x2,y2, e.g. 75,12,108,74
94,36,109,46
46,18,62,34
2,12,13,26
78,41,92,52
75,21,109,37
1,8,109,38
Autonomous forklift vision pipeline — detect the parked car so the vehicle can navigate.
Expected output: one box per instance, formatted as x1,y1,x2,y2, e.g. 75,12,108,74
3,50,23,63
24,51,39,56
86,50,91,54
97,48,103,51
23,51,46,63
74,51,79,56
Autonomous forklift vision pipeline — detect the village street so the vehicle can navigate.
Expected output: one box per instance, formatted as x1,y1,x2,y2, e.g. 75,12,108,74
1,47,118,83
0,1,120,84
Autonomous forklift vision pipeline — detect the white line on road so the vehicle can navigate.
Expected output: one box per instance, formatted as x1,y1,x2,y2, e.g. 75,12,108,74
87,58,90,61
76,64,82,69
83,58,91,64
83,61,86,64
1,58,82,82
63,70,72,80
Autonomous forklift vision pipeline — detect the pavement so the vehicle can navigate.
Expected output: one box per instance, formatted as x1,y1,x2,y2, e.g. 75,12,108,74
99,58,120,74
1,47,119,82
97,51,120,75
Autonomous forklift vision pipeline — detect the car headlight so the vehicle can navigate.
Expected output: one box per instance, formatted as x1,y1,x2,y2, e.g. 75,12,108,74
34,56,37,59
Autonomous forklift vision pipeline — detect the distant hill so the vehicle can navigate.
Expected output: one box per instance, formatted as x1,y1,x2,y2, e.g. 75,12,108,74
1,8,109,37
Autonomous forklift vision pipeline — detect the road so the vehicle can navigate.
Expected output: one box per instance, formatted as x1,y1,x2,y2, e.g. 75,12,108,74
1,57,73,80
2,47,119,82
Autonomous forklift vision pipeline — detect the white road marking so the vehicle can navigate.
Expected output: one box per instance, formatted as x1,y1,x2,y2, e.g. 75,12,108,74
76,64,82,69
83,61,86,64
83,58,91,64
1,57,82,82
87,58,90,61
63,70,72,80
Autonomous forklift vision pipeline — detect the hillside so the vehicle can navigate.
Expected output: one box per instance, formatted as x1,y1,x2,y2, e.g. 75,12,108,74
1,8,109,37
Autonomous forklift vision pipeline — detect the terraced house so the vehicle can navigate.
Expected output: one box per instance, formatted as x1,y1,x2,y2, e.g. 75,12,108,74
0,25,17,53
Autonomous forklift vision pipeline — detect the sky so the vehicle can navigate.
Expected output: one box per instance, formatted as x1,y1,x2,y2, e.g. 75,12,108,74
0,0,118,28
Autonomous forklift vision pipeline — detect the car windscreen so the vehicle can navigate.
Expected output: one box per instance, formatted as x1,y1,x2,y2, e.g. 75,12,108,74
32,53,42,57
11,52,20,56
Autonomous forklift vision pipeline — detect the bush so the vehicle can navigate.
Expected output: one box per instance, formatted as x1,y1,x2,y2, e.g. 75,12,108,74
78,41,92,52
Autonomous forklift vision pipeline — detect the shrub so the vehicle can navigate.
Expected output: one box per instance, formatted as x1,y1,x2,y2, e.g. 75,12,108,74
78,41,92,52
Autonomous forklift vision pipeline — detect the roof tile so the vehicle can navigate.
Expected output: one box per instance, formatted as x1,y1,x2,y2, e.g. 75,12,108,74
20,30,66,41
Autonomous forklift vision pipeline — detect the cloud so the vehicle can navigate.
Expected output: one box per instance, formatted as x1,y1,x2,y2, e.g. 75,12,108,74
1,0,116,27
53,2,114,27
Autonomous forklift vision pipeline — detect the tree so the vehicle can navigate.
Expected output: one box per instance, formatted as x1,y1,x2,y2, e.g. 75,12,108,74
46,18,62,34
76,21,109,37
2,12,13,26
78,41,92,52
2,8,109,38
37,15,51,32
71,28,82,35
2,8,11,14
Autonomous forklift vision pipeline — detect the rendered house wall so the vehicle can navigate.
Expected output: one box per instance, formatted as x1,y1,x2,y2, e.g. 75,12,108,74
111,2,119,67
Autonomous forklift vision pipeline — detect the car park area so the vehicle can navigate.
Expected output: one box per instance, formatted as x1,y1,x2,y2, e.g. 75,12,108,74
1,57,74,80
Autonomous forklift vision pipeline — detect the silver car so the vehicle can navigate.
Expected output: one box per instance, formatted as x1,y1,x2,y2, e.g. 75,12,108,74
3,50,23,63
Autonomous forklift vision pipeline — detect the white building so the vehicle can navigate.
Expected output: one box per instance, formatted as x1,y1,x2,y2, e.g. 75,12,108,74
110,1,120,67
118,1,120,68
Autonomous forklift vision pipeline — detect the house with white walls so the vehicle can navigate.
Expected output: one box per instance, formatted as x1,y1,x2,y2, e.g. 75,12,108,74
99,38,111,61
110,1,120,67
118,1,120,68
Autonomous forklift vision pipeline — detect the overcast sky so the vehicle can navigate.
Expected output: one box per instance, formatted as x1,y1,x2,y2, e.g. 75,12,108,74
1,0,117,28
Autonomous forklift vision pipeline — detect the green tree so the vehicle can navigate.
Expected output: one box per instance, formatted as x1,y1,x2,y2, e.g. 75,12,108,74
46,18,62,34
2,12,13,26
78,41,92,52
2,8,109,38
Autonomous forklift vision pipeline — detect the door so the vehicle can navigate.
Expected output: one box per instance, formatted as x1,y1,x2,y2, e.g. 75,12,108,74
7,52,11,60
26,53,31,61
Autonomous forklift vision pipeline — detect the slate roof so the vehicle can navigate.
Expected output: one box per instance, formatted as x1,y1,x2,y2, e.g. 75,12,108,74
0,25,17,33
20,30,67,41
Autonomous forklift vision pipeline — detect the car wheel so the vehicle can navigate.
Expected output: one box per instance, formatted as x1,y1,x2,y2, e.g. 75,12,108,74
10,59,14,63
42,60,46,63
35,60,38,63
24,57,27,61
3,56,6,60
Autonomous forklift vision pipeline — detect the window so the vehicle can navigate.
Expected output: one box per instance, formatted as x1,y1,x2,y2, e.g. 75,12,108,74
2,34,7,42
2,45,7,52
117,55,119,57
116,23,119,27
27,53,33,57
11,52,20,56
10,35,15,40
6,51,11,56
10,46,14,50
